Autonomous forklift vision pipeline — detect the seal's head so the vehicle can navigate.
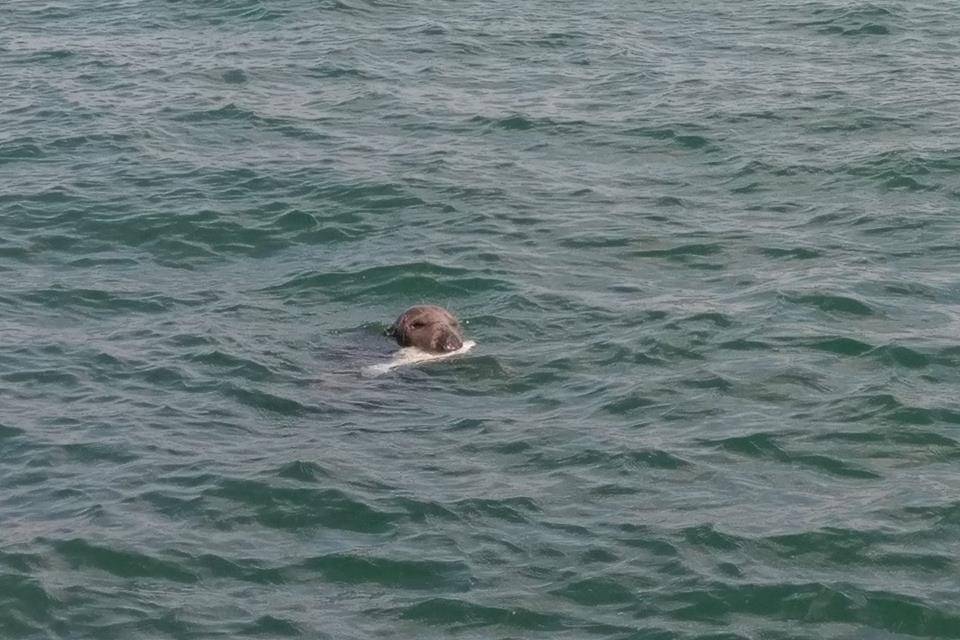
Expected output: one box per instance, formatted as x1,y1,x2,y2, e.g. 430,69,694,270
387,305,464,353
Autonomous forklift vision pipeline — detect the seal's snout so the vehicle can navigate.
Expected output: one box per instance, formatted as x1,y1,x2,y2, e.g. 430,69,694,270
440,332,464,353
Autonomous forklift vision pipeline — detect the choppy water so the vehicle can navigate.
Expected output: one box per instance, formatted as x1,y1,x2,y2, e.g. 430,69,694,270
3,1,960,638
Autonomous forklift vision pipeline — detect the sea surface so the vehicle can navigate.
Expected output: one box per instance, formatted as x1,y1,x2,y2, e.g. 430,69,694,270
2,1,960,638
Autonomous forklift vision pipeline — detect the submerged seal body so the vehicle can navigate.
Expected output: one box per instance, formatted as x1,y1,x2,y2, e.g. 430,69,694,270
387,305,465,353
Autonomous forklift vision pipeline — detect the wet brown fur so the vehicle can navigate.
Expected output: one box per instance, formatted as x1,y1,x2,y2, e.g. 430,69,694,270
387,305,465,353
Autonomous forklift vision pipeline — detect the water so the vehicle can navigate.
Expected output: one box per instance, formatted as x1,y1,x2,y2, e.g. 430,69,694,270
2,1,959,638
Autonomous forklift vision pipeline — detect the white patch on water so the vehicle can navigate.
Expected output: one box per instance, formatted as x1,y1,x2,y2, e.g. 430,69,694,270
362,340,476,377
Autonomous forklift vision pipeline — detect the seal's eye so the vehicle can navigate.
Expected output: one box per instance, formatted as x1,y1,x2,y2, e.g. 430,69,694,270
411,321,426,328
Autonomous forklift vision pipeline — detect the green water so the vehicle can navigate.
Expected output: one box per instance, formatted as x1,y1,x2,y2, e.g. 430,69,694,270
2,1,959,638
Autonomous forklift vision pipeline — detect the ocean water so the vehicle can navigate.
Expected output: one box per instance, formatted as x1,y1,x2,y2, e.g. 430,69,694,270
2,1,960,638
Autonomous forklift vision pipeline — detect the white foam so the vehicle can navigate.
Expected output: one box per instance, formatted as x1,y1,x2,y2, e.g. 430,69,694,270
362,340,476,377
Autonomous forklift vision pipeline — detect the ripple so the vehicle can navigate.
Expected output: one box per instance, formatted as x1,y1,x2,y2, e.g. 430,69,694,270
2,369,81,387
0,425,24,446
0,573,56,637
52,538,198,583
671,581,960,636
820,393,960,428
61,442,139,465
782,292,876,317
816,427,959,448
891,406,960,427
298,553,474,591
894,501,960,528
221,68,247,84
762,527,955,572
624,126,717,152
558,235,633,249
398,597,565,631
786,336,874,356
551,576,637,605
222,385,317,416
872,343,930,369
193,553,285,584
634,243,723,259
275,460,333,483
601,392,659,414
453,497,539,524
187,350,277,381
205,478,394,533
718,338,772,351
0,140,43,164
612,525,679,557
240,615,305,637
172,103,259,123
470,114,588,133
315,180,427,210
0,550,44,573
18,286,177,315
681,524,743,551
264,262,509,301
706,433,881,479
306,64,370,79
530,448,690,472
758,246,822,260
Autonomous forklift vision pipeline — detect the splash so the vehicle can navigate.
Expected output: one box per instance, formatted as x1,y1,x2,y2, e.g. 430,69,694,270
362,340,476,377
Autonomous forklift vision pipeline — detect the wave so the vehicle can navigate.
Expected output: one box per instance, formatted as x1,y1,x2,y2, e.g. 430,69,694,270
704,432,881,479
263,262,509,302
204,478,394,533
51,538,198,582
296,553,473,591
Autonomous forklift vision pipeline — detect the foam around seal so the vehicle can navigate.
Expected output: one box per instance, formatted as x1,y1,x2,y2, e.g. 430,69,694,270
362,341,477,377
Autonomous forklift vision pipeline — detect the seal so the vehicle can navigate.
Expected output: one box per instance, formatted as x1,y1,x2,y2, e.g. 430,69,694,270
386,305,465,353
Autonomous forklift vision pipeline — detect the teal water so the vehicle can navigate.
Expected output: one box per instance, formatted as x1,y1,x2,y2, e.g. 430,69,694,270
2,1,960,638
